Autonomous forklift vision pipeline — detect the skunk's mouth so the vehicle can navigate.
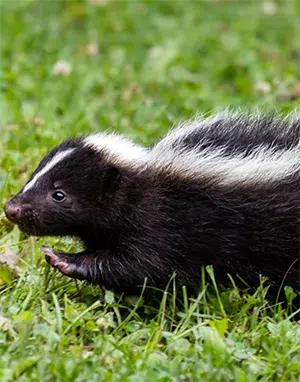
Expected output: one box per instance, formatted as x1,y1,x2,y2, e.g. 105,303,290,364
14,214,39,236
17,221,38,236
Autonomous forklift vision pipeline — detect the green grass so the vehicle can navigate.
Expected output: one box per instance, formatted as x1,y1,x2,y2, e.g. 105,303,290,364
0,1,300,381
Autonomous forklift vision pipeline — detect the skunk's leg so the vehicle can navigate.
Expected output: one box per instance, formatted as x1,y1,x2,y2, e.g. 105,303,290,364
43,248,99,281
43,247,156,289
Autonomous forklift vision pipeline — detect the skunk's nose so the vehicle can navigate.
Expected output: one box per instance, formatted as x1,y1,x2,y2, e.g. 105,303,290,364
4,201,22,223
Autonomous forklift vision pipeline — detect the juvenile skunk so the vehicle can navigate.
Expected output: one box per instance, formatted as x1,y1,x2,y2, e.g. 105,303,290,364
5,112,300,292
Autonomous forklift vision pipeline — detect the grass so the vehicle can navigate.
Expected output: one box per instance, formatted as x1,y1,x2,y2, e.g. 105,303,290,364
0,0,300,381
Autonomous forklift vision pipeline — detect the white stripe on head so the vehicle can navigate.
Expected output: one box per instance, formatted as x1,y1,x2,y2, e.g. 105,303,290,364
23,148,75,193
84,133,148,166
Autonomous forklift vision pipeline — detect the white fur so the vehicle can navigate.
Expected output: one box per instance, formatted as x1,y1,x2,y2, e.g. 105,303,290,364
151,144,299,186
23,149,75,193
150,113,300,185
84,133,148,166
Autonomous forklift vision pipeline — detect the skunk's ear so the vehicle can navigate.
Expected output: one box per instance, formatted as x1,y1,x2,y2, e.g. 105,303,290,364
103,166,121,196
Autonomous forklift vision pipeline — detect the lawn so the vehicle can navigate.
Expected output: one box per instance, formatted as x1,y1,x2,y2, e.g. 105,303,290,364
0,0,300,381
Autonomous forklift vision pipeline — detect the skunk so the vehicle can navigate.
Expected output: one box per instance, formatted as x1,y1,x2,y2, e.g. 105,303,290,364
4,112,300,292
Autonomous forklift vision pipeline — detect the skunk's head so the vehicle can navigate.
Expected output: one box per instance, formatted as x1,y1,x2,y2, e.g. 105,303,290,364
5,134,146,238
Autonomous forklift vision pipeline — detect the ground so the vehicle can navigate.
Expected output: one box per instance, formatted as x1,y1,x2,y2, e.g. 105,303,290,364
0,1,300,381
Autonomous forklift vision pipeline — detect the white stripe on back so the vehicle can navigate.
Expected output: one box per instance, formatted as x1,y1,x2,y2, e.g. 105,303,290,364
151,143,299,185
23,148,75,193
150,112,300,185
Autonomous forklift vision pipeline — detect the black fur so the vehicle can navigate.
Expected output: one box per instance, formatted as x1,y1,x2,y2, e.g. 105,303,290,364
172,114,300,155
5,113,300,293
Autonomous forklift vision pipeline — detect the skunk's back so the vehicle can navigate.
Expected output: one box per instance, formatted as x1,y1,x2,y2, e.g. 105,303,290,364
154,111,299,154
150,112,300,187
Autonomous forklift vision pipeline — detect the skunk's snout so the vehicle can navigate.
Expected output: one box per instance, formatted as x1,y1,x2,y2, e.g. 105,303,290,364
4,200,23,223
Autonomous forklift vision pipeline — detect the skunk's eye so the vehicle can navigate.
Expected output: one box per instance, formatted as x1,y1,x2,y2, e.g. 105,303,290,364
52,191,66,202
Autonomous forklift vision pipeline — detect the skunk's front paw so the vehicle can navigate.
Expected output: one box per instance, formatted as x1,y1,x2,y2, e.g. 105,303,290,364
43,248,76,276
